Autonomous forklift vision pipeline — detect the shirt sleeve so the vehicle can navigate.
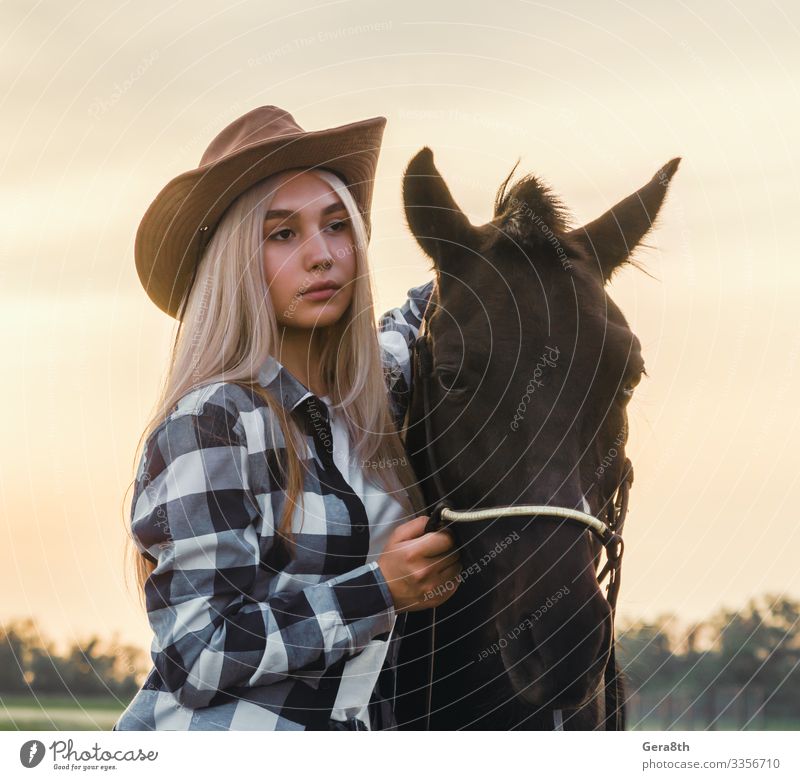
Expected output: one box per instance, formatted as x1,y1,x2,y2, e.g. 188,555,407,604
377,279,436,428
130,399,397,709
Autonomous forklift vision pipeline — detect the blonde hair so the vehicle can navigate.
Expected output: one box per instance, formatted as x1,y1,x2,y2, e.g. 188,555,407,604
124,167,425,604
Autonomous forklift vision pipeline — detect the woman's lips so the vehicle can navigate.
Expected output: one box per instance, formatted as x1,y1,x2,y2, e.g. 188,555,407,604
301,286,339,301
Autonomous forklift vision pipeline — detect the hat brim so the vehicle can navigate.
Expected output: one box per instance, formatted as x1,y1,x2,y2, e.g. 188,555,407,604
135,115,387,318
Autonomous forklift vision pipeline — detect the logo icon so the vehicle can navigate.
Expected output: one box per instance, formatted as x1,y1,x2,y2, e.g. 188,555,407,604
20,740,45,768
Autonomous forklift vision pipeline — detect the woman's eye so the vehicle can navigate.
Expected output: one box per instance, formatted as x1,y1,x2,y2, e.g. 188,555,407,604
268,220,348,241
268,227,293,241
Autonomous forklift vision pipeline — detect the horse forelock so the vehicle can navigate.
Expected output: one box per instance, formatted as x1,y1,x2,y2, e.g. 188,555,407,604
493,170,573,243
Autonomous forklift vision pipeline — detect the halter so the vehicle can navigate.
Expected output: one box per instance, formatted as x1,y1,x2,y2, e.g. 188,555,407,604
410,333,632,731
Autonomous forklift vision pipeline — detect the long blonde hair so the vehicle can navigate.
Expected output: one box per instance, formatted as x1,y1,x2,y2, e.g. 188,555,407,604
124,167,425,604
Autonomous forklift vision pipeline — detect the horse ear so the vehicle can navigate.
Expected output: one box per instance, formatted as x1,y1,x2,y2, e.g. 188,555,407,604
568,158,681,283
403,147,477,268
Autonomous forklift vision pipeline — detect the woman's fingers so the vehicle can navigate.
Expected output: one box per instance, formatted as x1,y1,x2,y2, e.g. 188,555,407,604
418,529,456,557
434,551,461,574
436,562,463,587
422,563,464,607
390,515,429,543
377,518,463,612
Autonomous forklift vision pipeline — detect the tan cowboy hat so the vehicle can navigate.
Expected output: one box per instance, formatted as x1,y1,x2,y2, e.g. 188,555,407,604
135,105,387,318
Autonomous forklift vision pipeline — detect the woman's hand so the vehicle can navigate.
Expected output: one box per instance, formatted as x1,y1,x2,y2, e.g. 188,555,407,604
377,516,462,612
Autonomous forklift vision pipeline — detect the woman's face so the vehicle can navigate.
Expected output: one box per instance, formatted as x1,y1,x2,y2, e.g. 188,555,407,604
262,170,357,330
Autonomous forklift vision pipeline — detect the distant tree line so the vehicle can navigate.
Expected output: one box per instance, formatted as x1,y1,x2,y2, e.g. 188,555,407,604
1,593,798,715
0,618,146,699
618,594,800,722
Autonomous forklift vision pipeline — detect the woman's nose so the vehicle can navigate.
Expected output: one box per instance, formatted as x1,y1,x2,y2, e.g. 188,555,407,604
303,228,334,270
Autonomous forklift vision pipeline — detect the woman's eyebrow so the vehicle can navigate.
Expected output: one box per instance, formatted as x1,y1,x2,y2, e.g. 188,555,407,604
264,200,346,222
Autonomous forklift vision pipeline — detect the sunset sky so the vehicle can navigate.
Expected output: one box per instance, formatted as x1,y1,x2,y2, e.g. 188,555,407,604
2,0,798,656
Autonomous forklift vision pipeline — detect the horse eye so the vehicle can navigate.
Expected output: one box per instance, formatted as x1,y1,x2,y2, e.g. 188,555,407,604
620,371,643,398
435,366,467,395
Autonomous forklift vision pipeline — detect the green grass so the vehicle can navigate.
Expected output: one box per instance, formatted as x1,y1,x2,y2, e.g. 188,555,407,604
630,717,800,731
0,695,126,730
3,694,797,731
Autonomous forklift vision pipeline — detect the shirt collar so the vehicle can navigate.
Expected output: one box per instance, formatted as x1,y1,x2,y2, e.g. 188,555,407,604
256,353,329,413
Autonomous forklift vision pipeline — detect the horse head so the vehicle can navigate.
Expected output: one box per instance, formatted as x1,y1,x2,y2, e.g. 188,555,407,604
403,147,679,715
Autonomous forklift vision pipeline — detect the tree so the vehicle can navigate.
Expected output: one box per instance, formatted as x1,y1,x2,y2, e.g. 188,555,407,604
1,619,147,699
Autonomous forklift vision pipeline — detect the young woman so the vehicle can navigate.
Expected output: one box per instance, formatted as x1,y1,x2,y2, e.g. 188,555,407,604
113,106,460,731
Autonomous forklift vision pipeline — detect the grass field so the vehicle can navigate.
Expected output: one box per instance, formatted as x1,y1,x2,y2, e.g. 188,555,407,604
0,695,125,730
629,716,800,730
2,694,797,731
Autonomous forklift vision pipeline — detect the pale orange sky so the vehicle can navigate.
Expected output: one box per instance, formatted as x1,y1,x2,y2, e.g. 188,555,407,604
2,0,798,655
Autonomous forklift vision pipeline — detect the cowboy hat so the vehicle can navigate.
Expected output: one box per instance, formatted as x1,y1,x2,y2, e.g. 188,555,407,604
135,105,387,318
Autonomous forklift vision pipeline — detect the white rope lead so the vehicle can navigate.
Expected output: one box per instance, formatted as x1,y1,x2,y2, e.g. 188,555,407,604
440,505,610,537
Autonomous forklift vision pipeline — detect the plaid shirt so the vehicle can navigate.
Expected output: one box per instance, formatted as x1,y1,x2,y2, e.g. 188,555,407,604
113,280,435,731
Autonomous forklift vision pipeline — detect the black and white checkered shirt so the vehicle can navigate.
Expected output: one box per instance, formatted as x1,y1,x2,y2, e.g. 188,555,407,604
113,280,434,731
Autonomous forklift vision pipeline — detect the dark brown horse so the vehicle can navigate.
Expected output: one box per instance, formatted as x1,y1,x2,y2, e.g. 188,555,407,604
394,148,680,730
